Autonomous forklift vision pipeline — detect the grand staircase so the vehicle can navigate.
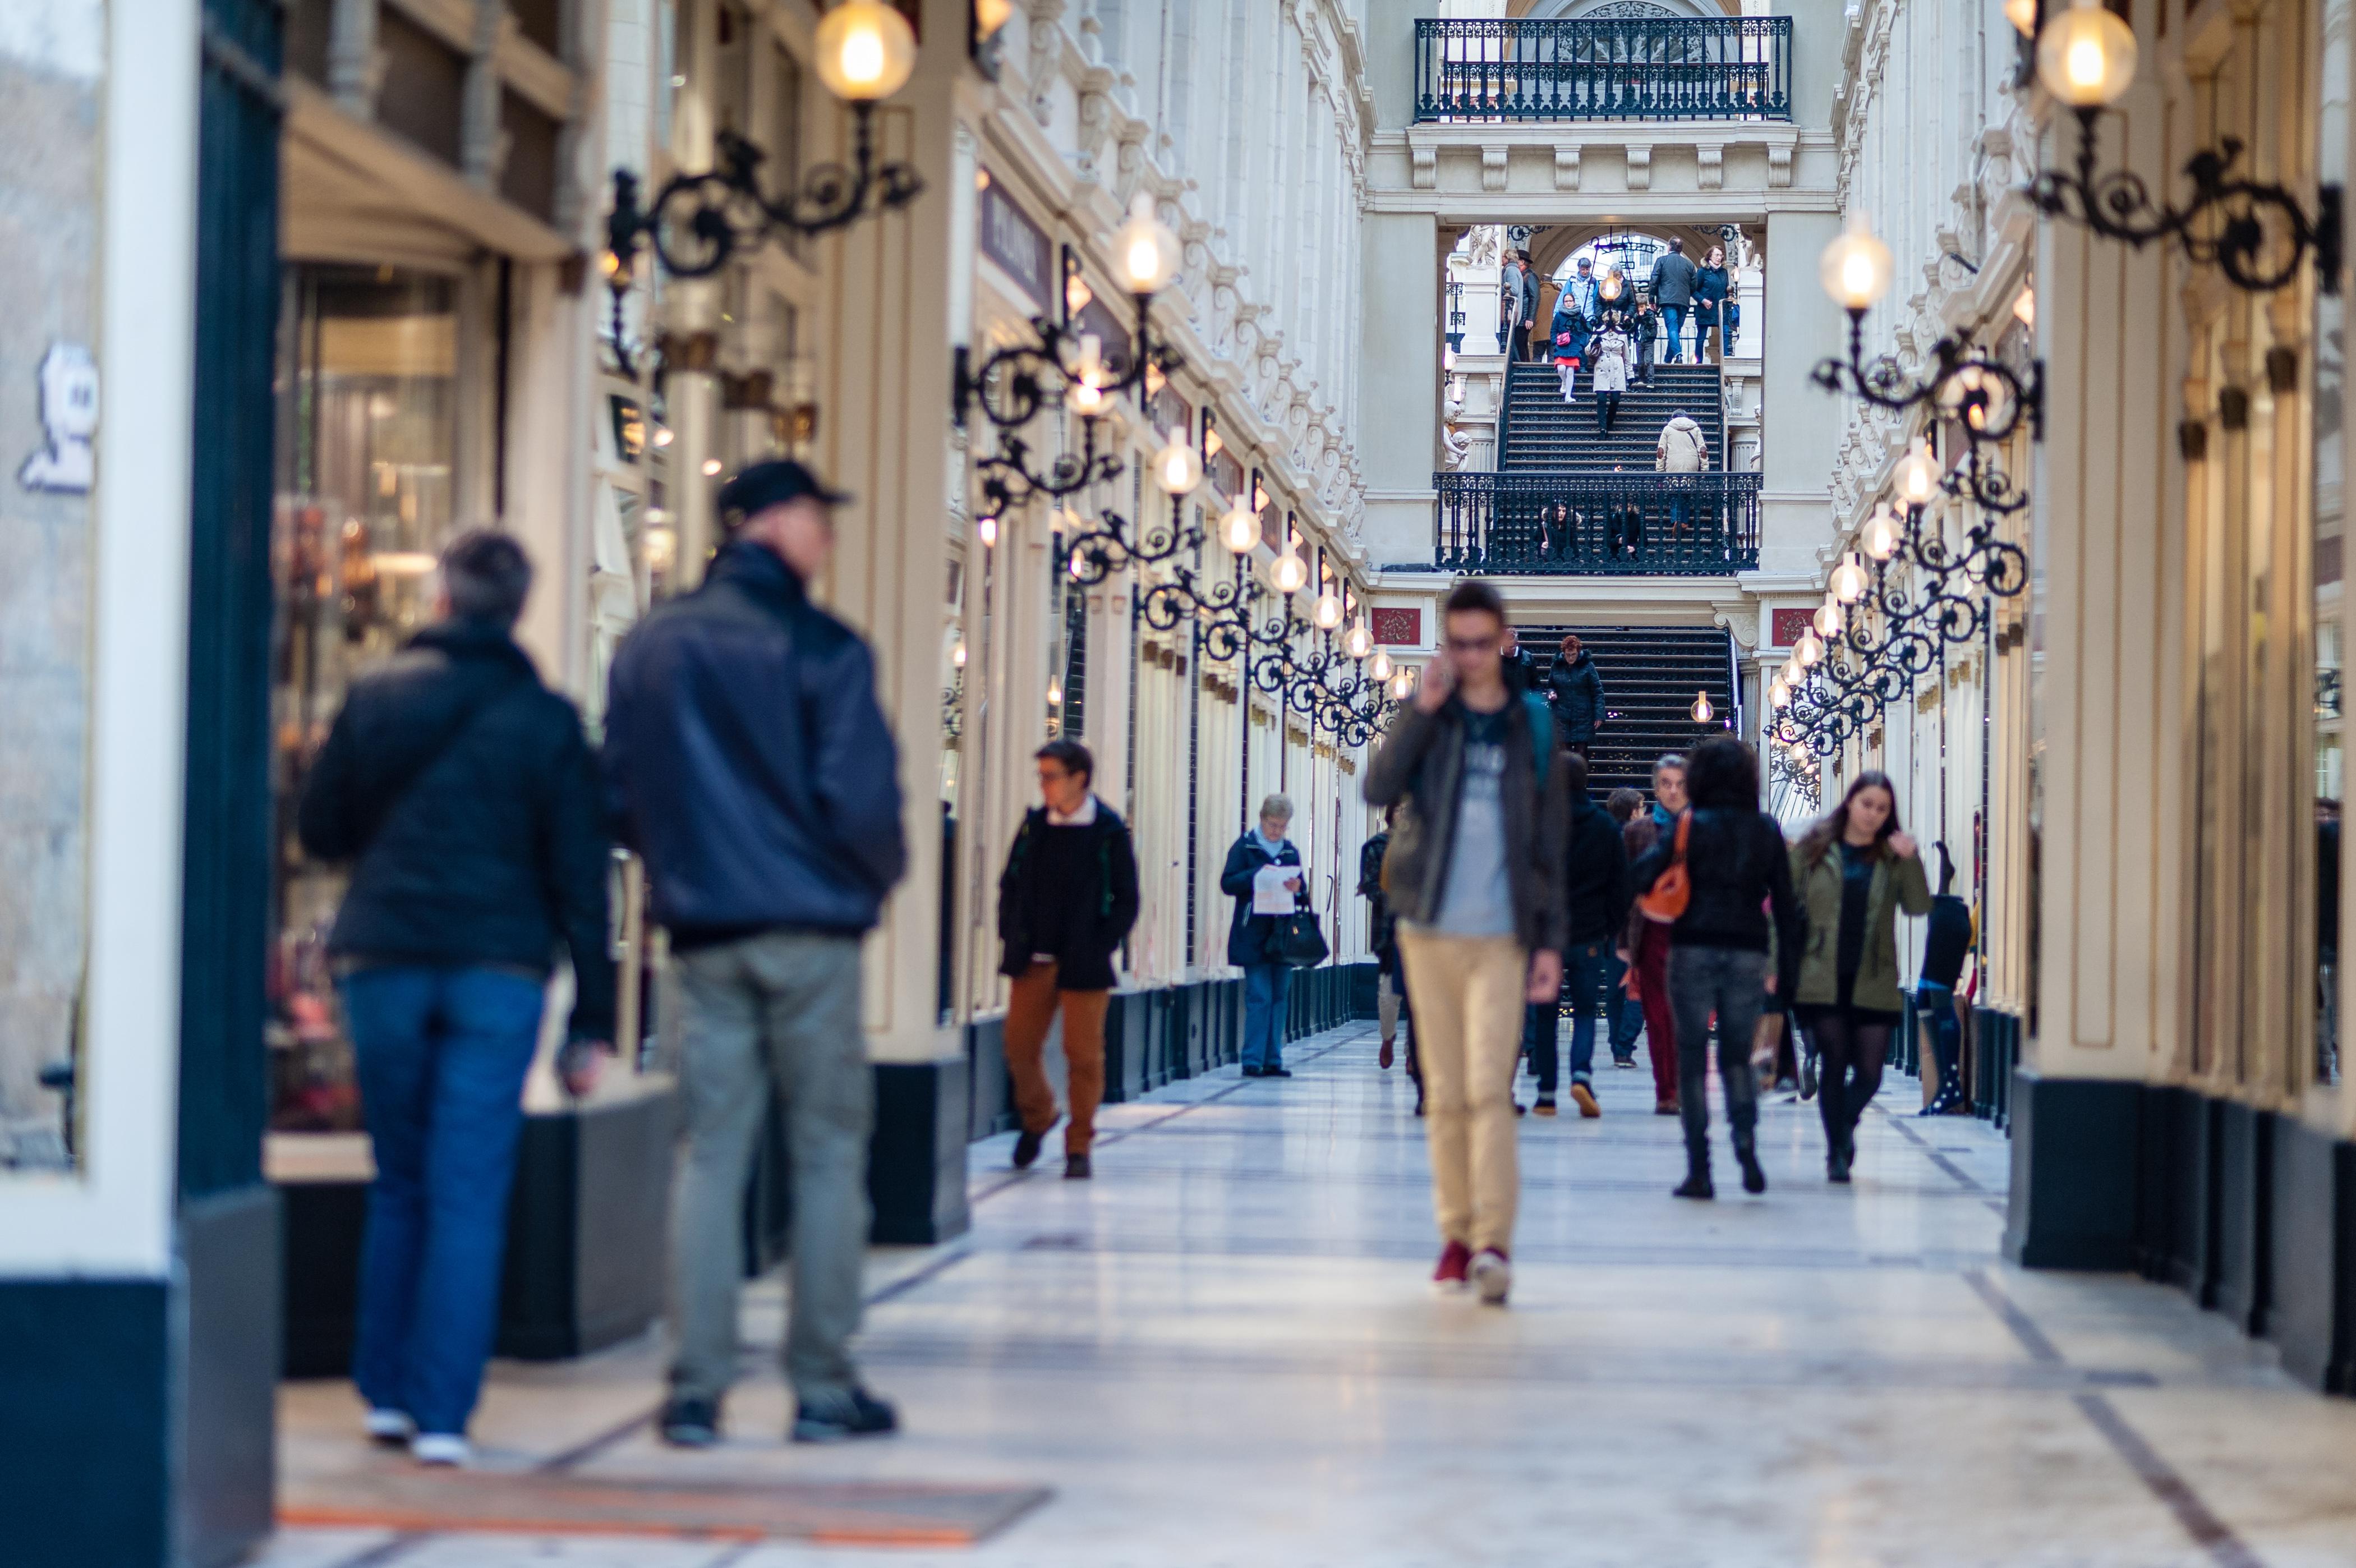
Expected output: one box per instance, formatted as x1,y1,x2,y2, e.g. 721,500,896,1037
1502,360,1725,472
1515,623,1740,798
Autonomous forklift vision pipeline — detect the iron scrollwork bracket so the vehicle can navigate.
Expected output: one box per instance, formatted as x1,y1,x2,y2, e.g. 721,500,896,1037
1810,313,2045,446
2028,109,2344,296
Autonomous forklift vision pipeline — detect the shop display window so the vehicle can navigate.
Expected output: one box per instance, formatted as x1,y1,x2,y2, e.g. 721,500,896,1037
269,265,462,1131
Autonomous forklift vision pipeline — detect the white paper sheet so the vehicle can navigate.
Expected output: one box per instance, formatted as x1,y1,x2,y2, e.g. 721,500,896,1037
1253,862,1302,915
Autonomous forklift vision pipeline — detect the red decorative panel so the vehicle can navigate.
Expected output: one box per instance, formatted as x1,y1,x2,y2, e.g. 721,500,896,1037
1372,607,1423,646
1771,608,1812,649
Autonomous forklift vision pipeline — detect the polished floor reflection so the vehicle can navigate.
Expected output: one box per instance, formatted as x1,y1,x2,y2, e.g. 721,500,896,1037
268,1024,2356,1567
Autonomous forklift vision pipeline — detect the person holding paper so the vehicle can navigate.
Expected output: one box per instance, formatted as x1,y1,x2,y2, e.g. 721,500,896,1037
1220,794,1306,1078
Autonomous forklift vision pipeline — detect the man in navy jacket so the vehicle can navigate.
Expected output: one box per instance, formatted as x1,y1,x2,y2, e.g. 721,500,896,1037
604,460,906,1452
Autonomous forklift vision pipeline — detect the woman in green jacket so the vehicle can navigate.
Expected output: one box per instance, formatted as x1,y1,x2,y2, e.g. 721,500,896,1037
1789,772,1931,1183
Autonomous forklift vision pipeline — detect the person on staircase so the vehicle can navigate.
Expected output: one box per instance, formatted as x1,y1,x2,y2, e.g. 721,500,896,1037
1692,246,1732,364
1552,259,1599,405
1500,251,1527,362
1656,409,1710,545
1545,633,1605,761
1913,842,1975,1115
1589,311,1632,436
996,738,1141,1180
1628,737,1800,1199
1649,238,1698,363
1788,771,1931,1183
1365,578,1568,1307
1631,292,1661,388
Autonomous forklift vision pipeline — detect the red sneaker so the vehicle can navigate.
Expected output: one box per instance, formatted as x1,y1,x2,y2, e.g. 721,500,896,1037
1432,1240,1473,1292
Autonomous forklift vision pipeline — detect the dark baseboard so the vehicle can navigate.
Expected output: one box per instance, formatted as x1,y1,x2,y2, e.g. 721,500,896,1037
2004,1069,2141,1270
2212,1100,2274,1336
871,1058,972,1246
180,1187,279,1566
0,1276,172,1567
2268,1119,2356,1394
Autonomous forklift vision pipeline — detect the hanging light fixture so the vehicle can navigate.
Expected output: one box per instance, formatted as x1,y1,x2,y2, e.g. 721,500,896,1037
1818,211,1895,314
1347,613,1374,660
816,0,919,99
1815,595,1846,637
1691,690,1714,724
977,515,998,547
1899,438,1938,506
1370,647,1393,681
951,637,968,668
1863,503,1902,562
1768,675,1791,709
1153,426,1203,495
1047,674,1064,706
1111,192,1182,296
1221,493,1260,555
1391,666,1415,701
1313,579,1345,630
1832,550,1870,604
1066,335,1109,416
1272,546,1309,596
1796,627,1825,666
2035,0,2137,108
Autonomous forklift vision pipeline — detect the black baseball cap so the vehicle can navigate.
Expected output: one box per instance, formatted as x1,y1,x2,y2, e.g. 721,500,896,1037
717,459,851,521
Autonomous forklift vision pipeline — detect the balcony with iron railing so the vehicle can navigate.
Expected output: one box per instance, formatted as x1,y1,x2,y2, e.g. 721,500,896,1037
1412,16,1793,123
1398,470,1762,577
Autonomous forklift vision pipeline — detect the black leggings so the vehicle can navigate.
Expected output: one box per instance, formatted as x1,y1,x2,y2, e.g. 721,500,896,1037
1807,1011,1893,1152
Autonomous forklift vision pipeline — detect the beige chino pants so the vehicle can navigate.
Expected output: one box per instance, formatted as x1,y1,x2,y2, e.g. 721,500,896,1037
1397,928,1530,1254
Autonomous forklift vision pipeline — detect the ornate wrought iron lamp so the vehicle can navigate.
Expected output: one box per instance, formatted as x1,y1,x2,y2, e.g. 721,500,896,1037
2020,0,2342,296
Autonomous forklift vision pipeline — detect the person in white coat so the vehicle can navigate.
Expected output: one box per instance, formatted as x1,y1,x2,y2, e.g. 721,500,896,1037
1589,316,1632,436
1655,411,1709,541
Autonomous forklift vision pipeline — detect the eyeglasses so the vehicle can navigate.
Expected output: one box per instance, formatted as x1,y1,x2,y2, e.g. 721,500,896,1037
1443,635,1500,654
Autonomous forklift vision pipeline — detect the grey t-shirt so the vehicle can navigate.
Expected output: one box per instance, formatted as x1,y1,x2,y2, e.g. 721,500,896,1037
1427,705,1515,937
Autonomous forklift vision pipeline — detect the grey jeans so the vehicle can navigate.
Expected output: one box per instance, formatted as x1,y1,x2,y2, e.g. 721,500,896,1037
1665,945,1766,1157
670,930,870,1407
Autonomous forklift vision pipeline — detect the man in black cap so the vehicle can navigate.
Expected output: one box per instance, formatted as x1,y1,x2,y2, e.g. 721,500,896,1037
603,458,908,1450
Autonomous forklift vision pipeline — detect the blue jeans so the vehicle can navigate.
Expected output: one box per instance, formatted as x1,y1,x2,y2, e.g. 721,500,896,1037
1916,982,1964,1100
1527,939,1620,1092
342,965,546,1438
1660,305,1687,361
1243,963,1293,1070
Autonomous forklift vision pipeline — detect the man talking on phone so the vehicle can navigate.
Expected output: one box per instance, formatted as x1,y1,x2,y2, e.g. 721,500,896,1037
1365,580,1568,1308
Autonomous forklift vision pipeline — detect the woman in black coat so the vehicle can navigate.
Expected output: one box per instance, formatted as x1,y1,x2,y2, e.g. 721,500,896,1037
1221,793,1307,1077
1692,246,1732,362
1544,634,1605,754
1627,736,1801,1201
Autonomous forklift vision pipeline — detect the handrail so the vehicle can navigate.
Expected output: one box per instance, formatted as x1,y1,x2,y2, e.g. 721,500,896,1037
1415,470,1762,576
1413,17,1794,124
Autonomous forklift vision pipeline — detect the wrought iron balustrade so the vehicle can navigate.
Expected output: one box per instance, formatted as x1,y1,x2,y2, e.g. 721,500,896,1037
1415,470,1761,576
1414,17,1793,123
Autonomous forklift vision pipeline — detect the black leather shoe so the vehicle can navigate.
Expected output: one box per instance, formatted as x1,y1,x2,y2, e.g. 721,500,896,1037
1064,1153,1092,1180
1263,1066,1292,1078
1736,1141,1768,1195
1011,1129,1044,1170
1673,1169,1714,1200
660,1395,723,1449
792,1387,898,1443
1240,1065,1266,1077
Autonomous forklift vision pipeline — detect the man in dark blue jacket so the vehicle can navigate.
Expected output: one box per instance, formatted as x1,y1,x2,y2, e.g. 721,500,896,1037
603,459,906,1451
298,531,613,1466
1649,238,1698,363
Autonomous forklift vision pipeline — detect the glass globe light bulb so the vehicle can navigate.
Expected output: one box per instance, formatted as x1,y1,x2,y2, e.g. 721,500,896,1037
1390,667,1414,701
2038,0,2138,108
1314,591,1343,631
1272,550,1308,595
1863,504,1902,562
974,0,1014,39
1153,429,1203,495
1370,647,1392,681
1832,550,1870,604
1819,210,1894,312
1347,616,1374,660
951,637,967,669
1782,656,1803,689
2004,0,2036,36
1067,335,1107,416
1900,438,1938,505
813,0,918,102
1047,675,1063,706
1221,497,1259,555
1110,192,1182,295
1769,676,1791,709
1815,597,1845,637
1691,690,1714,724
1797,628,1825,666
977,515,998,548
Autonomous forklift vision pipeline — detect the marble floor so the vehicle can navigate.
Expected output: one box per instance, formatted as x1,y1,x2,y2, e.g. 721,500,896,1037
265,1023,2356,1568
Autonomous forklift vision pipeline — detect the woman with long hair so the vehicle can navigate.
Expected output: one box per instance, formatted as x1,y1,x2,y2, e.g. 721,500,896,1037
1627,737,1800,1199
1788,771,1931,1182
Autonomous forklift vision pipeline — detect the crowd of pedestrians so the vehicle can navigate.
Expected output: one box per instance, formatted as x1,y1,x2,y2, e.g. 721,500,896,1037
296,477,1955,1465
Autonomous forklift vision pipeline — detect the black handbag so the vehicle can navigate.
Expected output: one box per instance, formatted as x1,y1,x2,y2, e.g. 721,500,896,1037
1275,908,1329,969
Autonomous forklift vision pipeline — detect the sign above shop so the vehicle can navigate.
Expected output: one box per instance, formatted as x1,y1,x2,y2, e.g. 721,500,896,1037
978,172,1051,310
1771,607,1812,649
1209,447,1244,499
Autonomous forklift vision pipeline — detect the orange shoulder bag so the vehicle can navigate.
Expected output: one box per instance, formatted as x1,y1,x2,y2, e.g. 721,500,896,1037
1636,812,1692,924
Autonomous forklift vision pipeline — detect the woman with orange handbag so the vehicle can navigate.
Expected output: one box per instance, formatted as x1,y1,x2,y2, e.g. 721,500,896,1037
1626,737,1801,1201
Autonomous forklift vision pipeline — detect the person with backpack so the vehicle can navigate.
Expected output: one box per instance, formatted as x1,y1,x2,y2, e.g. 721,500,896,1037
1914,842,1975,1116
1530,751,1628,1118
1628,737,1800,1199
1365,579,1568,1305
297,531,614,1467
604,459,908,1449
995,739,1140,1180
1788,771,1931,1181
1221,793,1308,1078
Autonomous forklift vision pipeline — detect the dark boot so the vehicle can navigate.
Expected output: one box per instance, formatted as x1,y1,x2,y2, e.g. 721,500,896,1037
1827,1126,1853,1183
1734,1130,1767,1194
1673,1143,1714,1200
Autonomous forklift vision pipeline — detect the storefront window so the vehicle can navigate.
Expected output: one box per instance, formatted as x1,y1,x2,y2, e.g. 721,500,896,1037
2318,0,2349,1086
270,265,462,1130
